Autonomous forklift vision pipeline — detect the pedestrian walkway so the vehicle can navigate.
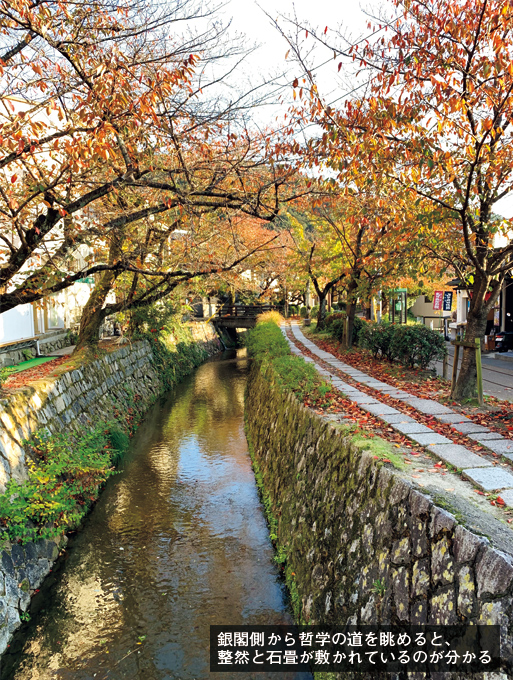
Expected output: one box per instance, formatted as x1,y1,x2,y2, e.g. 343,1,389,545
284,322,513,502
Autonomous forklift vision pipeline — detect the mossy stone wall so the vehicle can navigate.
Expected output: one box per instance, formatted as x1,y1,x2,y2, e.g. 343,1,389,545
245,361,513,676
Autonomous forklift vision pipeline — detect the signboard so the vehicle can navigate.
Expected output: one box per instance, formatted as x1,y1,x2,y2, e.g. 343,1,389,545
443,291,453,312
494,308,500,327
433,291,443,311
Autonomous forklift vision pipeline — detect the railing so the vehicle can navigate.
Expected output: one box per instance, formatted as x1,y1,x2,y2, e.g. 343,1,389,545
215,304,281,318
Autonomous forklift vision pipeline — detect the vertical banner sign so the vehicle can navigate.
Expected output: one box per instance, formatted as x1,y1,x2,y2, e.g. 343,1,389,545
433,291,443,311
494,308,500,327
443,291,453,312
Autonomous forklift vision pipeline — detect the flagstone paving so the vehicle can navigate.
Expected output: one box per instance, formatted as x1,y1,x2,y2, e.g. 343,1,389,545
283,322,513,494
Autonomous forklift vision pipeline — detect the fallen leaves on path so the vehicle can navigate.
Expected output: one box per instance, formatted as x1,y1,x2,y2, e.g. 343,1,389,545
300,329,513,445
287,329,508,464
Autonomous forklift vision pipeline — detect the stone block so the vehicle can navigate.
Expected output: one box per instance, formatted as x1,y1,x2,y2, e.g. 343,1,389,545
478,599,510,626
427,444,492,469
361,524,374,557
435,413,471,424
391,537,411,566
475,549,513,597
402,398,454,415
432,536,454,585
379,414,417,425
360,594,379,624
411,600,428,625
411,559,430,598
453,525,488,564
409,490,431,517
451,422,490,434
430,506,456,537
409,432,453,446
392,422,433,435
467,432,506,442
411,518,429,559
463,466,513,491
1,551,14,578
10,543,24,568
485,440,513,455
457,565,476,618
388,478,411,505
350,395,380,405
361,403,402,416
392,567,409,621
429,587,458,624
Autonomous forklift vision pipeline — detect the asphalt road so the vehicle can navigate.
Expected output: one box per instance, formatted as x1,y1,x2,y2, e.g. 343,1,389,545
433,345,513,401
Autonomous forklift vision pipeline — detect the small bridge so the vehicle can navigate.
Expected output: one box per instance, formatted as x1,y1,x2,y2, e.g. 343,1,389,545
213,304,281,329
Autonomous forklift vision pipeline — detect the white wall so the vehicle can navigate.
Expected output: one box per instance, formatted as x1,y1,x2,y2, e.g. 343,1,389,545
0,304,34,344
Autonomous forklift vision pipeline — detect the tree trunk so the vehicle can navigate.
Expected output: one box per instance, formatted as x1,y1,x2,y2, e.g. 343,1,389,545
75,270,118,350
344,279,359,348
75,236,123,350
452,274,490,401
316,293,328,329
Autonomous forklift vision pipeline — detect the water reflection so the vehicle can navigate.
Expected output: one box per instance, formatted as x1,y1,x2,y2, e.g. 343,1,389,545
3,350,310,680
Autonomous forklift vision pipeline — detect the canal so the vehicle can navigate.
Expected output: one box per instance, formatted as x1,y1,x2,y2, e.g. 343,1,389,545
3,350,309,679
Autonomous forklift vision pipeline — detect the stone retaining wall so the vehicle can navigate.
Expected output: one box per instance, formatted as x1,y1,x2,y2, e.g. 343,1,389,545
0,321,221,659
245,361,513,679
0,322,221,493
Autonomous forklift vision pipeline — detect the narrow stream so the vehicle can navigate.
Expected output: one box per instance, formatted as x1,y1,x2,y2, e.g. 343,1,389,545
3,350,310,680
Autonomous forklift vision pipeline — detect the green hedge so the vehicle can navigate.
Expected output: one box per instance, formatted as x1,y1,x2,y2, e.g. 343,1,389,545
246,320,330,400
359,322,446,369
323,316,446,369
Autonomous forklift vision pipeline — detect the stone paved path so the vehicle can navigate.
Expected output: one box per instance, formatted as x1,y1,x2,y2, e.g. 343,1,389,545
284,322,513,501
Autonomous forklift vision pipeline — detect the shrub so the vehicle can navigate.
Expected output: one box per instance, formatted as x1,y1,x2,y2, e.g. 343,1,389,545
325,312,346,329
0,424,122,543
389,324,446,369
288,305,298,316
310,305,319,318
360,322,396,360
330,318,346,342
299,306,308,318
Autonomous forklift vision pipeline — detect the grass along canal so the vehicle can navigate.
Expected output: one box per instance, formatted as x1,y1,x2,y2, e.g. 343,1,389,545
2,349,308,680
